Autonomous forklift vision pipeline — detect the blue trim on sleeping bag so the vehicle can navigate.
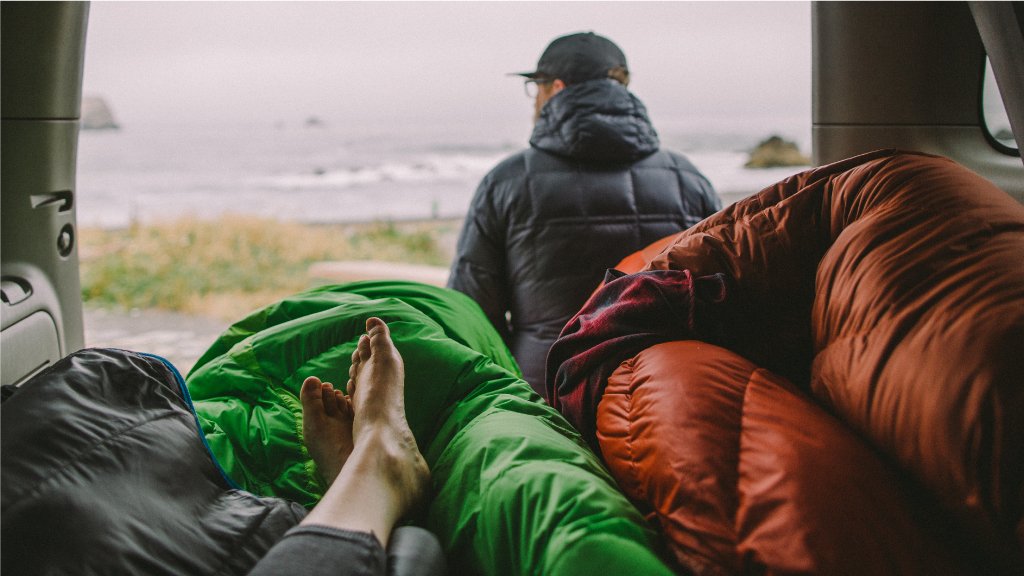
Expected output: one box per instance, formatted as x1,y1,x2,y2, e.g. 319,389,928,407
140,352,242,491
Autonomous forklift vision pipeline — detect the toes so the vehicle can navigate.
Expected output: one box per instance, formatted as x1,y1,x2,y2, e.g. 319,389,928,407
321,383,340,416
366,317,390,344
366,316,387,334
356,333,371,363
347,346,360,395
335,390,353,417
300,376,324,412
365,317,395,354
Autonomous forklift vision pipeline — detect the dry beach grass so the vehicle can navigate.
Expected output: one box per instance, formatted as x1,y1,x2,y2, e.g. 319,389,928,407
80,216,460,321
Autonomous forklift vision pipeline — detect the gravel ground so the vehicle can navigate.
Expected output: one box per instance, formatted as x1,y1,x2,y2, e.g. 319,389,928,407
80,231,459,377
84,306,232,376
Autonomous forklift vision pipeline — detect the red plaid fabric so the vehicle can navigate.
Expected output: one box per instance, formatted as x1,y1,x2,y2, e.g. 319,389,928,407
545,268,729,451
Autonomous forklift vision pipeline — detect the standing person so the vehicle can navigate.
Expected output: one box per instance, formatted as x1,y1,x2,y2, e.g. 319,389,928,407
448,31,721,394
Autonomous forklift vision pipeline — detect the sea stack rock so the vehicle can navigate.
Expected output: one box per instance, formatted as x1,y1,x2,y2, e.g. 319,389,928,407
745,135,810,168
81,96,119,130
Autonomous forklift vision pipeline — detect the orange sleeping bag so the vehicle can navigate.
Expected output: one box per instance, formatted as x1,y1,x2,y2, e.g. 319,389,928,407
593,150,1024,574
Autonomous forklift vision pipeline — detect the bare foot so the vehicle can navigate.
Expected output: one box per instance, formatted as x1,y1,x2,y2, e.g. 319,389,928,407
299,376,354,486
347,317,430,519
300,318,430,545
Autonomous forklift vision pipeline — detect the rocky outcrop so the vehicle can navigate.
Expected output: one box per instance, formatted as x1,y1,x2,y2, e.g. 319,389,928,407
745,135,810,168
81,96,119,130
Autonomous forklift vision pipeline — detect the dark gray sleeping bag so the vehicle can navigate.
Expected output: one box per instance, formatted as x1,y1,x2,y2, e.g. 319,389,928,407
0,348,306,575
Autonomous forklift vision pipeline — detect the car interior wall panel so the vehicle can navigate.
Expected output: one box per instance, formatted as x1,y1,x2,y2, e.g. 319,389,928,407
0,1,89,373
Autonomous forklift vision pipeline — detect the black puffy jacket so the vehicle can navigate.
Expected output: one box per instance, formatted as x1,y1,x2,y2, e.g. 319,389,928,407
1,349,305,575
448,79,720,394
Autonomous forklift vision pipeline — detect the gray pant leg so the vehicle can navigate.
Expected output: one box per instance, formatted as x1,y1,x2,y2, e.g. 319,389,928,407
387,526,446,576
248,525,385,576
249,525,446,576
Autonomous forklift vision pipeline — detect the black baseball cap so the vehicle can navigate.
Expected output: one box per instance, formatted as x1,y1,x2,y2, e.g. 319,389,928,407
513,32,628,85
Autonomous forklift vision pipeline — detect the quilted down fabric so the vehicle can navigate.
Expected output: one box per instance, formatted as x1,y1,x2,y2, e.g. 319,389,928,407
529,78,659,164
448,78,720,393
600,342,974,575
1,348,306,575
545,268,731,451
592,150,1024,573
186,281,674,576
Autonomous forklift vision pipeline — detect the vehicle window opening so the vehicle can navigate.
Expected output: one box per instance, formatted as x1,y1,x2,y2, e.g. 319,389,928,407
981,56,1019,156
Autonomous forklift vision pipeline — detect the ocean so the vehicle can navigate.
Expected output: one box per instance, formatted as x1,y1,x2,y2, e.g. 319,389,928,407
75,119,812,229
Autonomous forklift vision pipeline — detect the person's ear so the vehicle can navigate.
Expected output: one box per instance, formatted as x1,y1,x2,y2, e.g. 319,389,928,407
551,79,566,95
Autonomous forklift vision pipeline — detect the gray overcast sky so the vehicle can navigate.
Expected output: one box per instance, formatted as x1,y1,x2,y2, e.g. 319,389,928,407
82,1,811,135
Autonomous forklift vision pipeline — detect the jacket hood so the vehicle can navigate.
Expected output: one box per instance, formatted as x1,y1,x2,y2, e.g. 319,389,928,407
530,79,660,164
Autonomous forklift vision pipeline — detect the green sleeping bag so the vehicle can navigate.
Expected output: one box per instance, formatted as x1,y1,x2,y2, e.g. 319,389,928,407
186,281,672,575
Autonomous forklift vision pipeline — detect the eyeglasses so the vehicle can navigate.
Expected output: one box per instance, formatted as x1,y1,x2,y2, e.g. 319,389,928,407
523,78,552,98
